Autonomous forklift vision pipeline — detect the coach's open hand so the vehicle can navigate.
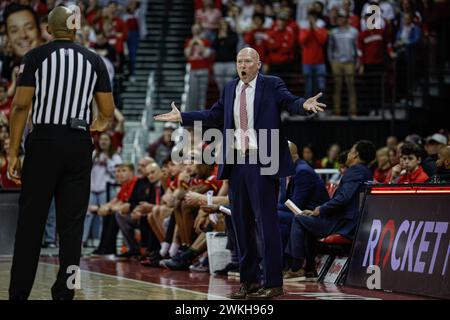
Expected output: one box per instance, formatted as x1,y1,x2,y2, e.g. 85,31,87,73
154,101,181,122
303,92,326,114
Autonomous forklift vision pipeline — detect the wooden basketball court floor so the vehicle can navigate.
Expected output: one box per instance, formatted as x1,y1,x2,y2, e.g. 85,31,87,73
0,255,431,300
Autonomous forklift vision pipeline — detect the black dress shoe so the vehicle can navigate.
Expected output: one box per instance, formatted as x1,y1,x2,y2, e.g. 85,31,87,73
230,283,261,299
247,286,284,299
215,262,238,275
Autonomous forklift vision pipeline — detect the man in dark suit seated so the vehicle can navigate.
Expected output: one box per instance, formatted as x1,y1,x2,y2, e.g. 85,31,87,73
278,141,329,256
284,140,375,282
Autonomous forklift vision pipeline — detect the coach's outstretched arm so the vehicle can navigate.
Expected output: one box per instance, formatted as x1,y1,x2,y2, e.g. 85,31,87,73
154,98,225,128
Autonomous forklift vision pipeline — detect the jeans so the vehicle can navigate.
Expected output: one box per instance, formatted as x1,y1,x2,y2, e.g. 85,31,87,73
82,191,107,243
127,30,139,77
186,68,209,111
213,62,236,93
302,64,326,98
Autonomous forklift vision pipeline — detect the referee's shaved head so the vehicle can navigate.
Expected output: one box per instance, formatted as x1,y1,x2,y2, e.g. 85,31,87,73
48,5,77,40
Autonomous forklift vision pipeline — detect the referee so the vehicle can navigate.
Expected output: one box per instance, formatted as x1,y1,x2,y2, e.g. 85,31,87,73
8,6,114,300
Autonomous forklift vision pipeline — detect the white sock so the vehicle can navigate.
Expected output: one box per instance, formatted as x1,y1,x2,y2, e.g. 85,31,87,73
159,242,170,257
169,243,180,258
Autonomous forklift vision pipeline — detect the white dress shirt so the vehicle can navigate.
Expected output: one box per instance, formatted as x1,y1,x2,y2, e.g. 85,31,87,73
233,75,258,152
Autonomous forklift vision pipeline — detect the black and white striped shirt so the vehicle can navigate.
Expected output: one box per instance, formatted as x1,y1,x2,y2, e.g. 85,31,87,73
17,39,112,126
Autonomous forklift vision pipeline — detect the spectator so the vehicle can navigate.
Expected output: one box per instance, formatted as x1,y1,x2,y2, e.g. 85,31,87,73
195,0,222,43
386,135,398,149
423,133,448,176
86,0,101,26
298,9,328,98
387,142,429,184
39,14,53,43
94,163,138,255
394,12,421,102
284,140,375,282
83,133,123,247
357,12,394,76
361,0,395,25
100,2,128,73
253,1,274,29
212,19,238,93
328,10,358,116
184,24,211,111
278,141,329,258
319,143,341,169
0,80,12,121
93,30,117,67
294,0,317,25
266,11,296,77
373,147,391,183
427,146,450,184
301,143,319,168
236,0,256,33
388,146,399,167
123,0,141,82
115,162,164,258
395,0,422,29
243,13,269,65
329,150,349,186
147,122,177,166
342,0,360,30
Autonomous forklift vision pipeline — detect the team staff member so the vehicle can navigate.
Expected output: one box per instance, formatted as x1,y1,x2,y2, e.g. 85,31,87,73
8,5,115,300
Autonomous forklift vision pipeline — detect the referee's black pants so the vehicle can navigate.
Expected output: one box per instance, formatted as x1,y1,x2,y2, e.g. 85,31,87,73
9,125,94,300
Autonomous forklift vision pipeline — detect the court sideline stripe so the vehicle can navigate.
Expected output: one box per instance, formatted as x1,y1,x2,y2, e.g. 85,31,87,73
39,262,229,300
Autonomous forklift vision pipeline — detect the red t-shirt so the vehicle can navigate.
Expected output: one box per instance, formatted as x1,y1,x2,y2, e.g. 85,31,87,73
358,28,391,65
373,166,391,184
184,38,211,70
116,176,138,202
244,28,269,63
100,17,128,54
397,166,429,184
298,27,328,65
266,27,295,64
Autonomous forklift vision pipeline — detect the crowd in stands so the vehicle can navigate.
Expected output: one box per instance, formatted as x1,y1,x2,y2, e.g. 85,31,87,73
185,0,449,115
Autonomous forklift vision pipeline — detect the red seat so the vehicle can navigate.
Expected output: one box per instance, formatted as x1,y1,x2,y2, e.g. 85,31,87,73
319,234,352,245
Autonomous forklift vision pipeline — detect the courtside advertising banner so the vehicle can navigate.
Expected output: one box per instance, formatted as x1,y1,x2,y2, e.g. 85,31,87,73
346,187,450,299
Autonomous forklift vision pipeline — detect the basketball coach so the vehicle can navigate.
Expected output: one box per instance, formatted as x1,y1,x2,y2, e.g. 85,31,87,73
154,48,325,299
8,5,114,300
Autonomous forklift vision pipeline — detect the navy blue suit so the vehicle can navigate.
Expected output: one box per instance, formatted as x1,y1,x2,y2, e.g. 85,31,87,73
285,163,372,264
278,160,330,251
181,74,307,288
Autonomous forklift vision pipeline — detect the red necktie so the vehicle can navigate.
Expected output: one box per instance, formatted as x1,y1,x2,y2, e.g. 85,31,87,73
239,83,249,152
